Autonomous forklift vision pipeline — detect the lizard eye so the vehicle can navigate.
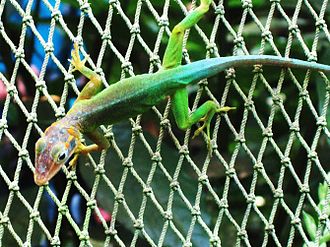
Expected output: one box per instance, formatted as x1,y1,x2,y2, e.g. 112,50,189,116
35,138,46,154
57,151,68,162
51,144,68,163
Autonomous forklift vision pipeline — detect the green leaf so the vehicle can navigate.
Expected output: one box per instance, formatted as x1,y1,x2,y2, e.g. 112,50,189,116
318,181,328,202
316,48,330,145
89,239,106,247
60,0,107,15
0,187,43,245
302,211,317,240
80,122,211,246
320,231,330,244
228,0,266,8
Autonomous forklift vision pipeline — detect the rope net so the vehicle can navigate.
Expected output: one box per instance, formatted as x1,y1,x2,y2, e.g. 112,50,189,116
0,0,329,246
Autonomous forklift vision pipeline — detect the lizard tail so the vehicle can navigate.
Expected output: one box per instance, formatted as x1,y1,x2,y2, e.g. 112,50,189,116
177,55,330,85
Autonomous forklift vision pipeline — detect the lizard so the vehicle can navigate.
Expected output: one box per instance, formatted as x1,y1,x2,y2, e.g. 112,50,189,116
34,0,330,186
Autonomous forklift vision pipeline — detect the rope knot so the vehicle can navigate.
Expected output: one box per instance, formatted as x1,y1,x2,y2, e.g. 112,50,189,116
274,188,283,198
55,107,66,118
29,210,40,220
50,236,60,246
115,193,124,203
261,30,273,41
18,149,29,158
67,170,77,181
163,210,173,220
179,145,189,155
225,168,236,177
253,162,263,171
94,166,105,175
214,5,225,15
133,219,144,229
105,228,117,236
237,229,248,239
288,24,299,34
7,84,18,97
191,206,201,216
80,2,90,13
27,112,38,123
9,181,19,192
210,235,220,246
149,54,161,65
122,158,133,168
151,152,162,162
219,198,228,208
198,174,209,184
79,230,90,241
315,18,326,28
15,47,25,60
242,0,253,9
58,204,69,214
143,186,153,196
22,14,33,25
206,42,218,55
130,23,140,34
170,180,180,191
299,184,310,194
121,61,133,73
45,42,54,53
158,16,169,27
51,10,61,21
246,194,255,204
317,116,327,127
281,157,290,167
102,30,111,41
0,119,8,130
233,36,245,47
86,199,97,209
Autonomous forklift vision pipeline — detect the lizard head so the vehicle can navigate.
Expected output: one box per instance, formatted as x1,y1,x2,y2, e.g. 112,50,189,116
34,124,79,186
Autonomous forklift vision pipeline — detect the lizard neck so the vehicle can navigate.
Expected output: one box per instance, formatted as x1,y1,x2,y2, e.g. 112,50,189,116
52,114,82,135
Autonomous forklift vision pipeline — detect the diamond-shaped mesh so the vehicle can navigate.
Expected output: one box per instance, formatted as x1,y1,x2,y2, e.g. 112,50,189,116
0,0,329,246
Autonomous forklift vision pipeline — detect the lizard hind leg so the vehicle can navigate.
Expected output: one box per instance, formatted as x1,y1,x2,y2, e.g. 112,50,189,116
162,0,212,69
192,105,236,139
172,89,234,144
163,0,222,148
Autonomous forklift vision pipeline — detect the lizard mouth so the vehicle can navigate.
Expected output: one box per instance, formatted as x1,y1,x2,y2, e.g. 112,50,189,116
34,161,61,186
34,173,49,186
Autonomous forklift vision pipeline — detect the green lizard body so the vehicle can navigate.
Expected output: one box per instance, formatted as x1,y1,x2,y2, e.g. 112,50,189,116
34,0,330,185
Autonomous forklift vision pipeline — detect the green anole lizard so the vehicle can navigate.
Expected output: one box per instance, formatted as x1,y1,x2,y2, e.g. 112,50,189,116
34,0,330,185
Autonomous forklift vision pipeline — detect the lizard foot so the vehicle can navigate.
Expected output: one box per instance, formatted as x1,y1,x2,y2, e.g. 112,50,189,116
192,115,210,140
192,105,236,151
192,120,212,153
69,153,79,169
216,106,236,113
69,43,90,73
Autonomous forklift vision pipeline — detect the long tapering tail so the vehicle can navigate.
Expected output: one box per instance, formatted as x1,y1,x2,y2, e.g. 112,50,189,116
176,55,330,85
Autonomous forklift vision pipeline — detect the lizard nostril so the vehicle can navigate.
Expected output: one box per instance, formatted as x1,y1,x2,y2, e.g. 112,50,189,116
36,163,47,175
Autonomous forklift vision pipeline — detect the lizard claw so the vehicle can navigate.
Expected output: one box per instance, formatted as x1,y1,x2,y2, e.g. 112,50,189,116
69,153,79,169
216,106,236,113
193,122,213,154
192,105,235,152
192,123,207,139
69,43,90,73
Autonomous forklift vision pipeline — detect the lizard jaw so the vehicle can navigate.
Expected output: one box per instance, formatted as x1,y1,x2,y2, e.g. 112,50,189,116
34,162,62,186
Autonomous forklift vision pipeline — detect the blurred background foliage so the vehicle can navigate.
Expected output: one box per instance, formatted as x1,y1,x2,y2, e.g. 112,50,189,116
0,0,329,246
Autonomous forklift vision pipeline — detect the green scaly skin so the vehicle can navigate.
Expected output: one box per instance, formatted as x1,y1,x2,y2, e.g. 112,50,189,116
34,0,330,185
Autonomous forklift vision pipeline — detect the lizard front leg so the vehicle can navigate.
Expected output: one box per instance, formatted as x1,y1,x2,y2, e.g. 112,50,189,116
70,43,104,101
69,128,110,168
